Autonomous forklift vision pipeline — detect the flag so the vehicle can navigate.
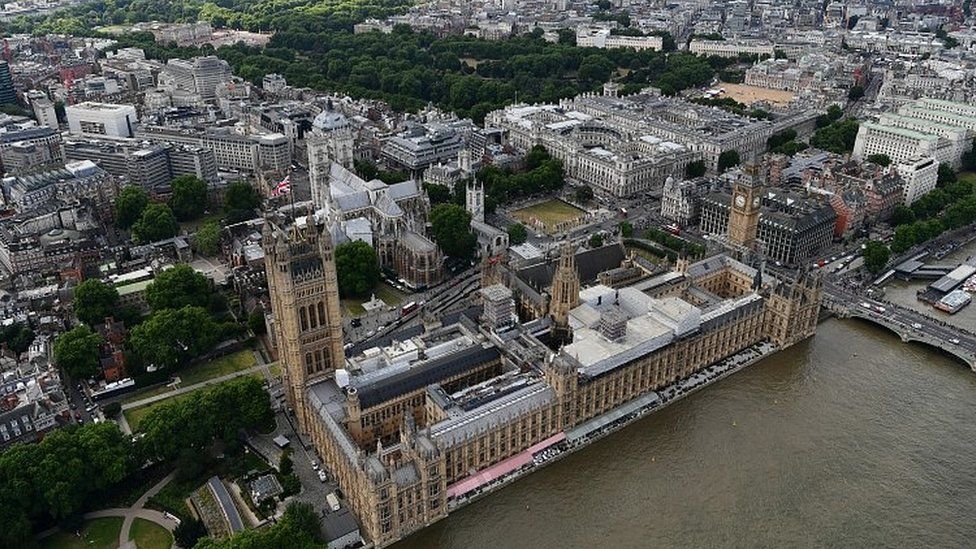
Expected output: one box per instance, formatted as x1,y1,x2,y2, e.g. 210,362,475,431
272,175,290,197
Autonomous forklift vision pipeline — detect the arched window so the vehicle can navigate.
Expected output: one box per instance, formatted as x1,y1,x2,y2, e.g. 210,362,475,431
299,308,308,331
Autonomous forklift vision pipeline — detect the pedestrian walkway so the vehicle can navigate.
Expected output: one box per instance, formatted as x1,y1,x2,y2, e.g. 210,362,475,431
121,363,272,411
35,472,180,548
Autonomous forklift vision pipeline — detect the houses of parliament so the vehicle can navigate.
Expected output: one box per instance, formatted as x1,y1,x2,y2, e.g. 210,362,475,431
263,168,823,547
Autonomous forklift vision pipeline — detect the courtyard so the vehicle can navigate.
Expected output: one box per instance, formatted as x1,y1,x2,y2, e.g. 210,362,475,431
512,200,587,234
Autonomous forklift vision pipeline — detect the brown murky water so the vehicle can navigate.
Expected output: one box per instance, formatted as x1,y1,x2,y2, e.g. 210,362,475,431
397,320,976,549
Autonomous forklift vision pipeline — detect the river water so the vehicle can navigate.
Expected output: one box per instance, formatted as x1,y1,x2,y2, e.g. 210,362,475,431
397,320,976,549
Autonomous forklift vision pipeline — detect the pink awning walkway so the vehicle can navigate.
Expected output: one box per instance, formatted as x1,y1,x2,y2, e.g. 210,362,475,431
446,432,566,499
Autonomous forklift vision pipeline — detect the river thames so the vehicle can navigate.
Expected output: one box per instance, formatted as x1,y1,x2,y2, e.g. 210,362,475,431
397,320,976,549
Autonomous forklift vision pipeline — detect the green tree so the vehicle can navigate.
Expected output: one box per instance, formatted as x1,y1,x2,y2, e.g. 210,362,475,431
685,160,706,178
424,183,453,205
102,401,121,417
248,311,267,335
128,306,220,370
867,153,891,167
847,84,865,101
429,203,477,260
54,326,104,380
169,175,208,221
334,241,381,298
146,264,213,311
195,219,221,256
937,164,957,186
174,518,207,548
575,186,594,203
718,149,740,172
279,448,294,476
0,322,34,355
73,279,120,326
619,221,634,238
578,54,615,83
890,205,916,226
224,180,262,223
810,118,859,154
138,377,272,461
507,223,528,245
115,186,149,229
589,233,604,248
132,203,179,243
862,240,891,274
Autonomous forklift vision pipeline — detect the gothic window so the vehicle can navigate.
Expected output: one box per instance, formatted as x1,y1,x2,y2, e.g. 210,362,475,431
309,305,318,329
318,302,327,325
300,308,308,331
305,353,313,375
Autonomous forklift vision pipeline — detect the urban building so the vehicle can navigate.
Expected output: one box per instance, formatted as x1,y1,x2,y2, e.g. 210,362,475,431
160,56,233,101
0,61,15,105
699,169,836,265
381,123,466,175
265,210,822,547
575,27,663,51
65,102,138,138
688,38,774,58
0,361,70,450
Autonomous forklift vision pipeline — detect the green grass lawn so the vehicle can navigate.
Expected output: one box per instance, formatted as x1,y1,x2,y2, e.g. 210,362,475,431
179,350,256,386
128,518,173,549
40,517,123,549
180,211,223,233
512,200,586,233
342,282,407,315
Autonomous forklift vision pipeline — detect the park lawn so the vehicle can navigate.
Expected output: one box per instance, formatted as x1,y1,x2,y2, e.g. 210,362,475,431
128,518,173,549
40,517,123,549
180,211,223,233
512,200,586,233
626,244,665,263
342,282,407,315
268,363,282,379
122,383,177,406
179,350,257,386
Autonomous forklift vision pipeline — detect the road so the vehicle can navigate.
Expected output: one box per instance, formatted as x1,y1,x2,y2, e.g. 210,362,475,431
823,283,976,358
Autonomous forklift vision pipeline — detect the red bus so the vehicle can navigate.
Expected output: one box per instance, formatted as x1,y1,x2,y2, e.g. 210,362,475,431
401,301,419,316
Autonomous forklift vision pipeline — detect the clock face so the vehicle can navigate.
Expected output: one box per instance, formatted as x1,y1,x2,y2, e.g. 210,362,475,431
735,194,746,207
753,196,761,207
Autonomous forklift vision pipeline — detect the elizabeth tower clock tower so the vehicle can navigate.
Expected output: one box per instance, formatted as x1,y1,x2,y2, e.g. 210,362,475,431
728,163,764,248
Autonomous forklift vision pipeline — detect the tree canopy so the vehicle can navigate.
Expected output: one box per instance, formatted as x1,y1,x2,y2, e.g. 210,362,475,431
146,264,214,311
54,326,104,380
224,180,262,223
138,376,272,461
718,149,740,172
73,279,120,326
132,203,180,243
114,185,149,229
334,240,381,298
507,223,528,245
862,240,890,274
429,203,477,260
195,501,323,549
867,153,891,167
169,175,209,220
195,219,222,256
685,160,706,178
810,118,859,154
128,306,222,370
0,322,34,355
0,422,135,547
